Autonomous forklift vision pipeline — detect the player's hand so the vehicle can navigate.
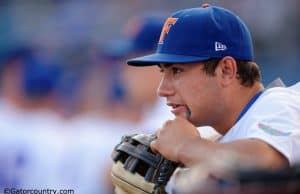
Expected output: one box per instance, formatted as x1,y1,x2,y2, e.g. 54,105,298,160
150,116,200,163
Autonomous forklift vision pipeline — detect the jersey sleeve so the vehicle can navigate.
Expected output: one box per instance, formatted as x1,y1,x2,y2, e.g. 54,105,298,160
242,88,300,166
219,88,300,166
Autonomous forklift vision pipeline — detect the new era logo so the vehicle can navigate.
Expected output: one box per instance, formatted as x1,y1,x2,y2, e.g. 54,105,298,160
215,41,227,51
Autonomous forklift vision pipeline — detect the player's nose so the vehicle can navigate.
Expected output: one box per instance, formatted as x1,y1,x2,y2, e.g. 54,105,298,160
157,76,175,97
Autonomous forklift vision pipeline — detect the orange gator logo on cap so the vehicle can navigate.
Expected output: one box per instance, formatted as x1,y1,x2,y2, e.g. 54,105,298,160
158,17,178,44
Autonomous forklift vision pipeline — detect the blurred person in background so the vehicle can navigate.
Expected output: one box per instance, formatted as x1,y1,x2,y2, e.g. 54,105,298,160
70,14,174,133
0,46,63,130
0,45,118,193
103,14,174,132
57,46,124,194
0,46,67,190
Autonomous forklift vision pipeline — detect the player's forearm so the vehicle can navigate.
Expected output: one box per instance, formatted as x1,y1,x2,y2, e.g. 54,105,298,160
176,138,219,167
177,138,289,170
219,139,289,170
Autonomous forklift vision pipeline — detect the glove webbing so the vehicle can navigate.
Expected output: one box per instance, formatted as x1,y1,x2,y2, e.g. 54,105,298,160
112,134,177,194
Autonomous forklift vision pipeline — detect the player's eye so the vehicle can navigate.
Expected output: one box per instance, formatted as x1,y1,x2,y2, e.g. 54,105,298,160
172,67,183,75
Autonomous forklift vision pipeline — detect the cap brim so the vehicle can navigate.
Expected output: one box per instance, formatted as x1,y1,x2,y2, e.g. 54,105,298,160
127,53,211,66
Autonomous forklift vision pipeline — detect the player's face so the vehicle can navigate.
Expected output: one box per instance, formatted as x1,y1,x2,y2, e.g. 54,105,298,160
157,62,223,126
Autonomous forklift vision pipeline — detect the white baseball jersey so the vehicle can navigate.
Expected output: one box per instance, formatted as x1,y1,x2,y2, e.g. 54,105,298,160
219,82,300,166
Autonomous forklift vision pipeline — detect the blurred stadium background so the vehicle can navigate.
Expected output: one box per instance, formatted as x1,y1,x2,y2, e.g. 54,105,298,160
0,0,299,194
1,0,299,87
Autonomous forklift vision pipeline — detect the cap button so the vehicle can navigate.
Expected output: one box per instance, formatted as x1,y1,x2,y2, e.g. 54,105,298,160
201,3,210,8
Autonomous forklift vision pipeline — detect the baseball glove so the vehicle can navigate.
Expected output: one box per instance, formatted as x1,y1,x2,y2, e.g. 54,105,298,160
111,134,178,194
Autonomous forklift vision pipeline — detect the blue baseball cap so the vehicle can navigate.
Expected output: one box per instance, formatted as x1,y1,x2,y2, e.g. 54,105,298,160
128,15,165,53
127,4,254,66
105,15,165,58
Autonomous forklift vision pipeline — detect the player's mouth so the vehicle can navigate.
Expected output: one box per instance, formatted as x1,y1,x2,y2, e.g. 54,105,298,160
167,103,190,118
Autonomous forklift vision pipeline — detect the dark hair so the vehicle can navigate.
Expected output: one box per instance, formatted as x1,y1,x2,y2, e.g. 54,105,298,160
202,58,262,87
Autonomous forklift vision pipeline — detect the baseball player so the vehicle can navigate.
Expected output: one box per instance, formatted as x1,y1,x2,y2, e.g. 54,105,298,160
126,3,300,179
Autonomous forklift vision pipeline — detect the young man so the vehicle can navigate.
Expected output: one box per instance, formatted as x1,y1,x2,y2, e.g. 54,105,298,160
127,4,300,171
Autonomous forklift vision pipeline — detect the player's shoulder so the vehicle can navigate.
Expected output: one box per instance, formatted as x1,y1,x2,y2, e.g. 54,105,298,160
256,82,300,111
288,81,300,91
263,81,300,98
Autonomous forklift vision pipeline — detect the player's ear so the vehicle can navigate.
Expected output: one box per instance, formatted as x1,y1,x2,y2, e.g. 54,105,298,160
215,56,237,87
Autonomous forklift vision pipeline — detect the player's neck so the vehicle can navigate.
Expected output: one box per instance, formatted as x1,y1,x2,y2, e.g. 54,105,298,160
217,82,264,135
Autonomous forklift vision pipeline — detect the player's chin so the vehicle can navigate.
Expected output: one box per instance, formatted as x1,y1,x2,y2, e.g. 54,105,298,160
171,112,186,119
171,105,191,119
